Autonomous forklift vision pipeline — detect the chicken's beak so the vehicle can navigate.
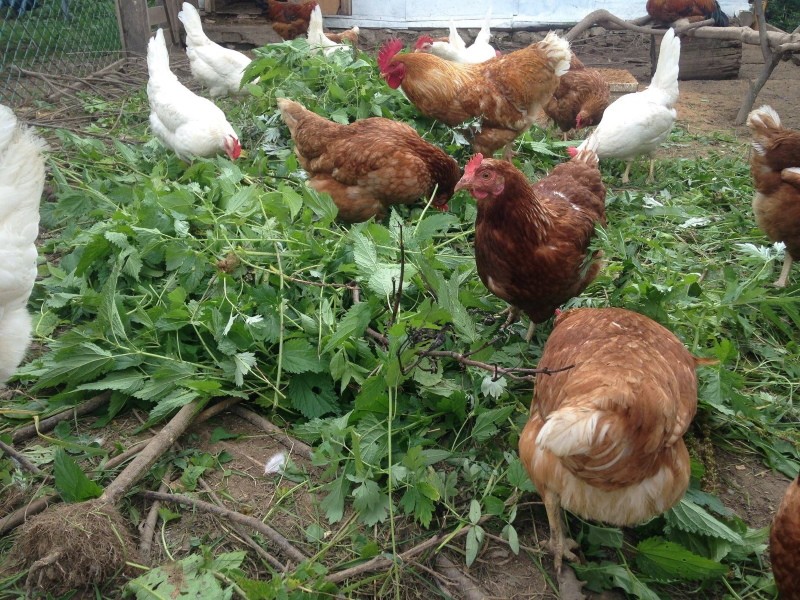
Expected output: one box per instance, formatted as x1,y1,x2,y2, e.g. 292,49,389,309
454,176,471,193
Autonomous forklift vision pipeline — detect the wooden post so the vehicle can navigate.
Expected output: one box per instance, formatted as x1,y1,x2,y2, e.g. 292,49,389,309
116,0,150,56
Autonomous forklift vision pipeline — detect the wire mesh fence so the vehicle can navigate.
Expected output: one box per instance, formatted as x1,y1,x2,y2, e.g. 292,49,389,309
0,0,123,107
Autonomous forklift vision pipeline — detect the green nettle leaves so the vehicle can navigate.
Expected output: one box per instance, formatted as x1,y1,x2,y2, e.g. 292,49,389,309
20,39,795,598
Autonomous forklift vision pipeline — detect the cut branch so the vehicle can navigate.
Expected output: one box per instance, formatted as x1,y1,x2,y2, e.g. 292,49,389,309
416,349,573,382
229,406,313,460
0,440,42,475
12,392,112,444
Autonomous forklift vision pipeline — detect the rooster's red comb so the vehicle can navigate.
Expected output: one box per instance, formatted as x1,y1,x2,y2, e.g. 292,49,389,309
414,35,434,51
465,153,484,177
378,39,405,72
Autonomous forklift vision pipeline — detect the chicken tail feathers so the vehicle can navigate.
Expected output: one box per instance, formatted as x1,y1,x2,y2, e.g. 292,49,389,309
276,97,310,136
307,5,324,45
177,2,208,47
711,1,729,26
448,20,466,50
537,32,572,77
747,105,782,155
147,29,172,80
474,7,492,46
572,130,599,165
536,406,600,457
651,28,680,102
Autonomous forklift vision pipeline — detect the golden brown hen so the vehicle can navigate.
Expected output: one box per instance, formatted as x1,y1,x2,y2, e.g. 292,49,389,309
771,475,800,599
544,56,609,139
746,105,800,287
277,98,461,222
519,307,708,573
267,0,317,40
378,33,571,158
646,0,730,25
454,135,605,338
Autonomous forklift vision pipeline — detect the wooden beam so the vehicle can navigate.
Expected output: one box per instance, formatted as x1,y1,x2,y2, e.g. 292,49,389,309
116,0,150,56
164,0,183,45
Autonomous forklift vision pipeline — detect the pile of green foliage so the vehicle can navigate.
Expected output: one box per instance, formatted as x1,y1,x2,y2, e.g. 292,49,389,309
3,40,799,597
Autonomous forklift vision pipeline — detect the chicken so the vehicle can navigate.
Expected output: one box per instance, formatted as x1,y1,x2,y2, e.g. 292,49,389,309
323,27,359,47
570,28,680,184
544,56,610,139
379,32,571,158
746,105,800,288
146,29,241,161
265,0,317,40
306,5,356,55
771,475,800,599
647,0,730,26
277,98,461,222
0,105,46,383
178,2,252,98
413,12,498,64
454,134,606,339
519,307,705,574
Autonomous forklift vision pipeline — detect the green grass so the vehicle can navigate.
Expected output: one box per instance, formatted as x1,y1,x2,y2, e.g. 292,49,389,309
1,40,798,598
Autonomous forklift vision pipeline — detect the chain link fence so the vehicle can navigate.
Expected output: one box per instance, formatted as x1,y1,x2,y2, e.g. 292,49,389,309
0,0,123,106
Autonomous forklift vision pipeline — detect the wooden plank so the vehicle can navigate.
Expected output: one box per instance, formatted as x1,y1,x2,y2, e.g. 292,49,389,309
652,35,742,80
148,5,167,27
116,0,150,56
339,0,351,15
164,0,183,44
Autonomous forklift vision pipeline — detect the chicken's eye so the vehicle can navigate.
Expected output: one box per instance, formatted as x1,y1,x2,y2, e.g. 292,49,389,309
480,171,491,179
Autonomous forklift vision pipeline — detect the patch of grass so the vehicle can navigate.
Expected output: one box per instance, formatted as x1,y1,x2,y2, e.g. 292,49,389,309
1,40,797,599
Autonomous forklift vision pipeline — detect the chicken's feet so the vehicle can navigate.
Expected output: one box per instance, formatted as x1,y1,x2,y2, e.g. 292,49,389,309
621,160,632,184
524,321,536,343
646,158,656,184
542,490,580,573
774,254,794,288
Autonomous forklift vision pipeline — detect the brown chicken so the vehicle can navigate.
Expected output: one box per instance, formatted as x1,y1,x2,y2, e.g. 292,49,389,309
544,56,609,139
266,0,317,40
771,475,800,599
324,28,359,47
519,307,707,573
746,105,800,287
277,98,461,222
646,0,730,26
454,136,605,339
378,33,572,158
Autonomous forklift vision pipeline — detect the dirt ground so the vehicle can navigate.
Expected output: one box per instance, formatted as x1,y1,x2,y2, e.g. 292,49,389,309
6,23,800,600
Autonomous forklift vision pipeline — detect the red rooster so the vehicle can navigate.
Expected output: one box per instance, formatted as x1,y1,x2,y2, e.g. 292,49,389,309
378,33,571,159
454,135,606,339
646,0,730,26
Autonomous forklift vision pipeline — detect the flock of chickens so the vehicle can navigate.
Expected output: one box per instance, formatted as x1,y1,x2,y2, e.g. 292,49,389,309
1,0,800,594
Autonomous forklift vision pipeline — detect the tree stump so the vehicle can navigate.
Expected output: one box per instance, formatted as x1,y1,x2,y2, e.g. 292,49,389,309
651,35,742,80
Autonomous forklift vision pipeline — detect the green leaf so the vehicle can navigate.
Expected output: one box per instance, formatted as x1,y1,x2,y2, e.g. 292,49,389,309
665,499,744,544
322,302,372,354
53,448,103,503
472,406,514,443
351,478,389,526
573,562,661,600
635,537,728,581
233,352,257,386
281,339,323,374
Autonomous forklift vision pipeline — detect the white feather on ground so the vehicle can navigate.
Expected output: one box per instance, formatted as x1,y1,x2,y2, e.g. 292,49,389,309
178,2,253,98
146,28,241,161
0,104,46,383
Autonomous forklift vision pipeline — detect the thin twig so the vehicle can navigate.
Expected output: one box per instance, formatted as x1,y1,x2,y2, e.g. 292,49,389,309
12,392,112,444
139,469,173,563
0,496,53,535
388,224,405,328
417,349,574,382
198,478,287,571
229,406,313,460
140,490,309,564
0,440,42,475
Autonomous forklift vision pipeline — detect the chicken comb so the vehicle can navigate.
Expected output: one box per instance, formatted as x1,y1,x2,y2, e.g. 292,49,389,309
464,153,484,177
378,39,405,73
414,35,434,50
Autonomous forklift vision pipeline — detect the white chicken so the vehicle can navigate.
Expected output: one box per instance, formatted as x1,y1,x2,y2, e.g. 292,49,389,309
146,28,241,161
306,5,347,56
0,105,46,383
570,28,680,184
178,2,252,98
413,10,498,64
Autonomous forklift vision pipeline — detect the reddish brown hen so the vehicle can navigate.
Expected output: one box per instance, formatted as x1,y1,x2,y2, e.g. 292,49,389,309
646,0,729,25
771,475,800,599
277,98,461,222
455,135,605,338
746,105,800,287
519,307,707,574
378,33,571,158
266,0,317,40
544,56,609,139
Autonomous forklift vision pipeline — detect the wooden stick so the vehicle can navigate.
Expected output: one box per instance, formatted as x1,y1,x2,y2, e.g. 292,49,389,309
0,496,53,535
140,490,309,564
229,406,313,460
139,471,172,563
12,392,112,444
0,440,42,475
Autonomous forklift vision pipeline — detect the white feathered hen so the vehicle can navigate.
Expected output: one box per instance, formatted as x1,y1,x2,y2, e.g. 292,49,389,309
146,28,241,161
570,28,680,184
413,10,498,64
306,5,347,56
178,2,252,98
0,105,45,383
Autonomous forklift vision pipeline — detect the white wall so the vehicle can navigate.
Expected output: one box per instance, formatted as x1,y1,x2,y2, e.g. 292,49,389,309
325,0,750,28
